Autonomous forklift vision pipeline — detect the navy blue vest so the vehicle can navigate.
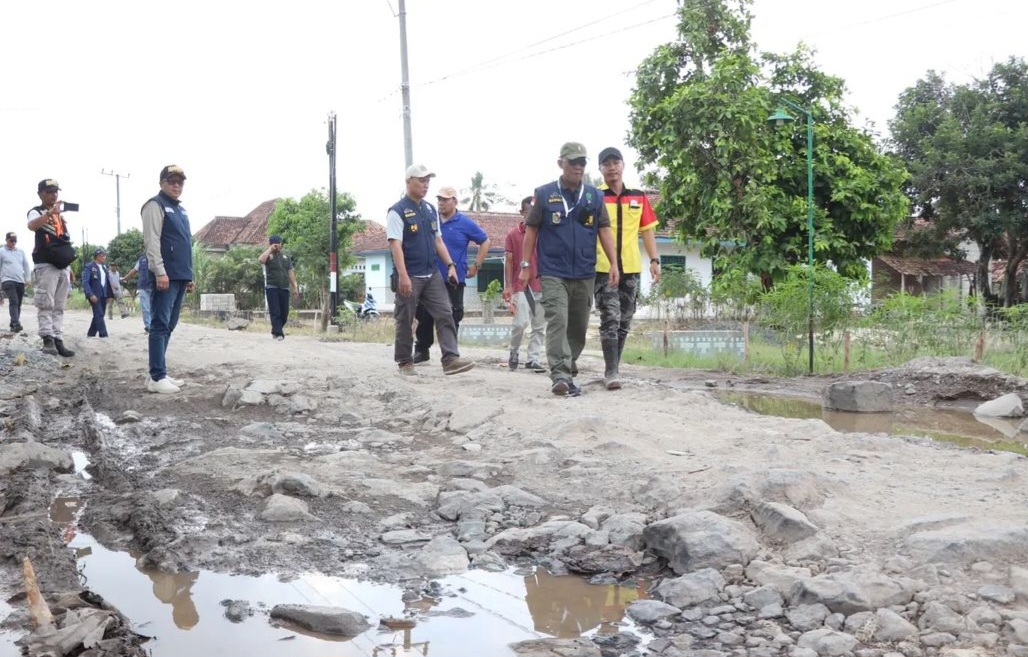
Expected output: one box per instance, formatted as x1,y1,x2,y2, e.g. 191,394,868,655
390,195,438,277
533,181,604,279
145,192,193,281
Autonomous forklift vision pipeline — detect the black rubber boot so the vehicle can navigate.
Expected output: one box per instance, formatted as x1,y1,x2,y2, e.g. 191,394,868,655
53,338,75,358
41,336,58,355
602,339,621,390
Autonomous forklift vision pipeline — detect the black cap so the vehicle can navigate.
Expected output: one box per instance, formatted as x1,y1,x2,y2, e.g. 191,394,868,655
93,248,106,257
268,235,283,244
38,179,61,192
598,147,623,165
159,165,187,182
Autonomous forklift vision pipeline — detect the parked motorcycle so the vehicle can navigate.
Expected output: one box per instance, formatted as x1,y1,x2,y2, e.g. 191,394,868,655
342,291,380,321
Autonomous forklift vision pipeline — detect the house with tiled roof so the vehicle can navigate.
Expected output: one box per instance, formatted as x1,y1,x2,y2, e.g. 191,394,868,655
193,199,279,254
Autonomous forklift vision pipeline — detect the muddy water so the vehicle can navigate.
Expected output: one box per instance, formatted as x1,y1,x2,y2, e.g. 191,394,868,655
40,499,646,656
717,391,1027,455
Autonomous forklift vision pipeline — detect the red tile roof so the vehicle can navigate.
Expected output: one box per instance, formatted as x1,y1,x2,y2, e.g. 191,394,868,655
194,199,279,248
350,212,520,256
878,254,977,277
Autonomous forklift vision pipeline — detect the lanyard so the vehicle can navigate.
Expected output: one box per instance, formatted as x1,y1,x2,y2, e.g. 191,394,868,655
556,180,584,216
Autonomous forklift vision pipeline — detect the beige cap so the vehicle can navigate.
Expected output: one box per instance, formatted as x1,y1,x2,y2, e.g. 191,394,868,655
436,186,458,199
405,164,435,179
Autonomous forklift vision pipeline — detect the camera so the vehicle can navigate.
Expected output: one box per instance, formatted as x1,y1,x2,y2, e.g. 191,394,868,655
61,202,80,212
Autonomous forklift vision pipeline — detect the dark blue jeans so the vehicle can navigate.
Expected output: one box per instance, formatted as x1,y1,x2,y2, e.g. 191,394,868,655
87,296,109,337
2,281,25,328
149,281,187,381
266,287,290,337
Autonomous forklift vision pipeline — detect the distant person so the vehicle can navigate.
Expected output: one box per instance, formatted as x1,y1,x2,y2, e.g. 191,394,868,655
595,147,661,390
106,262,131,319
258,234,300,341
412,186,490,363
123,253,152,333
386,164,474,377
520,143,618,396
1,231,31,333
142,165,194,394
503,196,546,372
26,179,76,357
82,249,113,338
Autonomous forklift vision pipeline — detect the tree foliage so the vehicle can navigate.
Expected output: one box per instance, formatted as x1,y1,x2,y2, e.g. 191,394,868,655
105,228,144,274
627,0,908,285
461,171,511,212
890,58,1028,305
204,246,265,309
266,189,362,325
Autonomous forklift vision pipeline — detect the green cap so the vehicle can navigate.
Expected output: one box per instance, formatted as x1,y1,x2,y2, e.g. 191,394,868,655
559,142,587,160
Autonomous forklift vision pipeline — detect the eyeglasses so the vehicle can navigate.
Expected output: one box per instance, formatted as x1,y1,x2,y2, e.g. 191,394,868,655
567,157,587,167
164,178,185,186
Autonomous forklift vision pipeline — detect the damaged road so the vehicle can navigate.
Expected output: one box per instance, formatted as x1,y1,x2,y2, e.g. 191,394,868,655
2,308,1027,657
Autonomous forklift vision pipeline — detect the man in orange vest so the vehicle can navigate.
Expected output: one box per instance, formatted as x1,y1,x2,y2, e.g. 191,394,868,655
26,179,77,357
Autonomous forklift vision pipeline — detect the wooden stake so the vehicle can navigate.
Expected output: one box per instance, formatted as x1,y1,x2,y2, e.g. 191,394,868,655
743,321,750,363
974,330,985,363
844,330,851,374
22,556,54,631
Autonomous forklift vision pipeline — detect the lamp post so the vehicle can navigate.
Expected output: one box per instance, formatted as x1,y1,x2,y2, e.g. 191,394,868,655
768,99,815,374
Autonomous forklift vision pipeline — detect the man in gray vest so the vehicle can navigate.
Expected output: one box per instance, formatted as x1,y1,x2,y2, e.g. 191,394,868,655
259,234,299,341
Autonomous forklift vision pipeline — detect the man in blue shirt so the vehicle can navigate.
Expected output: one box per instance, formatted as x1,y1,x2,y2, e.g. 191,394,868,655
412,186,490,363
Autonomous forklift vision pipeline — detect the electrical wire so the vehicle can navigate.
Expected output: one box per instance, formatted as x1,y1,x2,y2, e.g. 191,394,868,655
807,0,965,37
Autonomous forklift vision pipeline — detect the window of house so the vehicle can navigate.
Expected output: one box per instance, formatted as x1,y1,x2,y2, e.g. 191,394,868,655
370,264,380,272
661,255,686,272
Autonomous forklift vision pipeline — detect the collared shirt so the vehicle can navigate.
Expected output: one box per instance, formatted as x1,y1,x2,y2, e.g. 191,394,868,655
0,244,31,284
597,183,658,274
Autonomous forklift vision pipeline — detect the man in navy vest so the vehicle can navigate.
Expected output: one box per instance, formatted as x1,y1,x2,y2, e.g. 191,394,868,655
386,164,475,376
82,248,113,337
142,165,193,394
520,142,619,396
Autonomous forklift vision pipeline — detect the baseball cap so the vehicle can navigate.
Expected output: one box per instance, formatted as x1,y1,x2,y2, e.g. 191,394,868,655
405,164,435,180
268,235,283,244
38,179,61,192
93,248,106,257
598,147,623,165
436,186,458,200
160,165,187,182
5,232,16,241
559,142,587,160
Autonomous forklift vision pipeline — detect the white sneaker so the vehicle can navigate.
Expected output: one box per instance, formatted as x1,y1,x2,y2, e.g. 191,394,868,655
166,376,184,387
147,377,180,394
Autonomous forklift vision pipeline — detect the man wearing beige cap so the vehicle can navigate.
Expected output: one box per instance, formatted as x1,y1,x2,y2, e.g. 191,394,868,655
520,143,618,396
411,185,490,363
386,165,475,376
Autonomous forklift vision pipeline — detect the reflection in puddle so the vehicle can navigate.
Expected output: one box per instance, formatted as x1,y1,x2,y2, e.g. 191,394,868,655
70,451,92,479
717,391,1027,454
56,529,645,657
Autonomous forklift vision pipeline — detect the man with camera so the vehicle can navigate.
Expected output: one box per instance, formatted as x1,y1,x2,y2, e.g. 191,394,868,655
26,179,77,357
258,234,299,341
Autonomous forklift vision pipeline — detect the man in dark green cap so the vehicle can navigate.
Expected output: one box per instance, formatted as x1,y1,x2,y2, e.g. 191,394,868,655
520,142,619,396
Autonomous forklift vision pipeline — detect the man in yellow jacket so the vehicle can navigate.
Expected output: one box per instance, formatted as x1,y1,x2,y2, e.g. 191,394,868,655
594,147,661,390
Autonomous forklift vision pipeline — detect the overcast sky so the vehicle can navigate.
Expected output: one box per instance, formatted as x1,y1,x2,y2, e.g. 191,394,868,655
2,0,1024,251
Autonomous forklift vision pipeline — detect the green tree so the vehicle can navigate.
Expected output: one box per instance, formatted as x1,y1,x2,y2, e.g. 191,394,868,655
890,58,1028,305
628,0,908,286
266,189,362,328
461,171,510,212
105,228,145,274
203,246,265,309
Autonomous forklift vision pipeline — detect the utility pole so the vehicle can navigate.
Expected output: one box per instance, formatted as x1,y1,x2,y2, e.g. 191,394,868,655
397,0,413,167
100,169,130,235
327,112,339,325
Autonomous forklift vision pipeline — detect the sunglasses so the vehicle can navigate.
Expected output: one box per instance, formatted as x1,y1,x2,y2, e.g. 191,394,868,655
164,178,185,186
566,157,587,167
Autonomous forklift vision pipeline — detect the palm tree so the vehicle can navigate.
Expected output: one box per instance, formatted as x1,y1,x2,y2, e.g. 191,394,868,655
461,172,510,212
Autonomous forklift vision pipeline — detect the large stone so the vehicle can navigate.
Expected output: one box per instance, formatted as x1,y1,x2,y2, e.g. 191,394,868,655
643,511,760,574
509,638,601,657
625,599,681,624
918,601,966,633
561,544,643,574
417,536,469,577
786,603,831,632
269,604,370,636
974,393,1025,418
744,585,785,610
796,628,858,656
0,441,73,475
789,572,913,615
904,522,1028,564
259,494,315,522
654,568,726,608
486,521,592,556
602,512,648,550
874,608,917,641
823,381,893,413
751,501,819,543
746,560,814,596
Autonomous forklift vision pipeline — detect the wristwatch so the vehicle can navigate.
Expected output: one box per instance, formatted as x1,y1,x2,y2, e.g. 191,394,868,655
447,263,456,269
520,260,531,269
650,258,661,265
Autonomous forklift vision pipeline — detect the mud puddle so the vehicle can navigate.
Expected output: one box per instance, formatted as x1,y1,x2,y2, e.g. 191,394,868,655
717,391,1027,454
37,498,647,656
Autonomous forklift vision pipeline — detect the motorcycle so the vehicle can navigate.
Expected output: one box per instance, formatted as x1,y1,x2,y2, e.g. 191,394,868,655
343,291,380,321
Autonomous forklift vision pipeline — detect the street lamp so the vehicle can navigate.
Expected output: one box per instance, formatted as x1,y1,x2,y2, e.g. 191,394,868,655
768,99,815,374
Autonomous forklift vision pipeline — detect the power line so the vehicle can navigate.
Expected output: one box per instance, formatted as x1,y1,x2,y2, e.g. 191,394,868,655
808,0,965,37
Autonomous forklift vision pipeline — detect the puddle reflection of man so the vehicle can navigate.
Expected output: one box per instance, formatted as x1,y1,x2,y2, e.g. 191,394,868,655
522,570,641,638
146,569,200,629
